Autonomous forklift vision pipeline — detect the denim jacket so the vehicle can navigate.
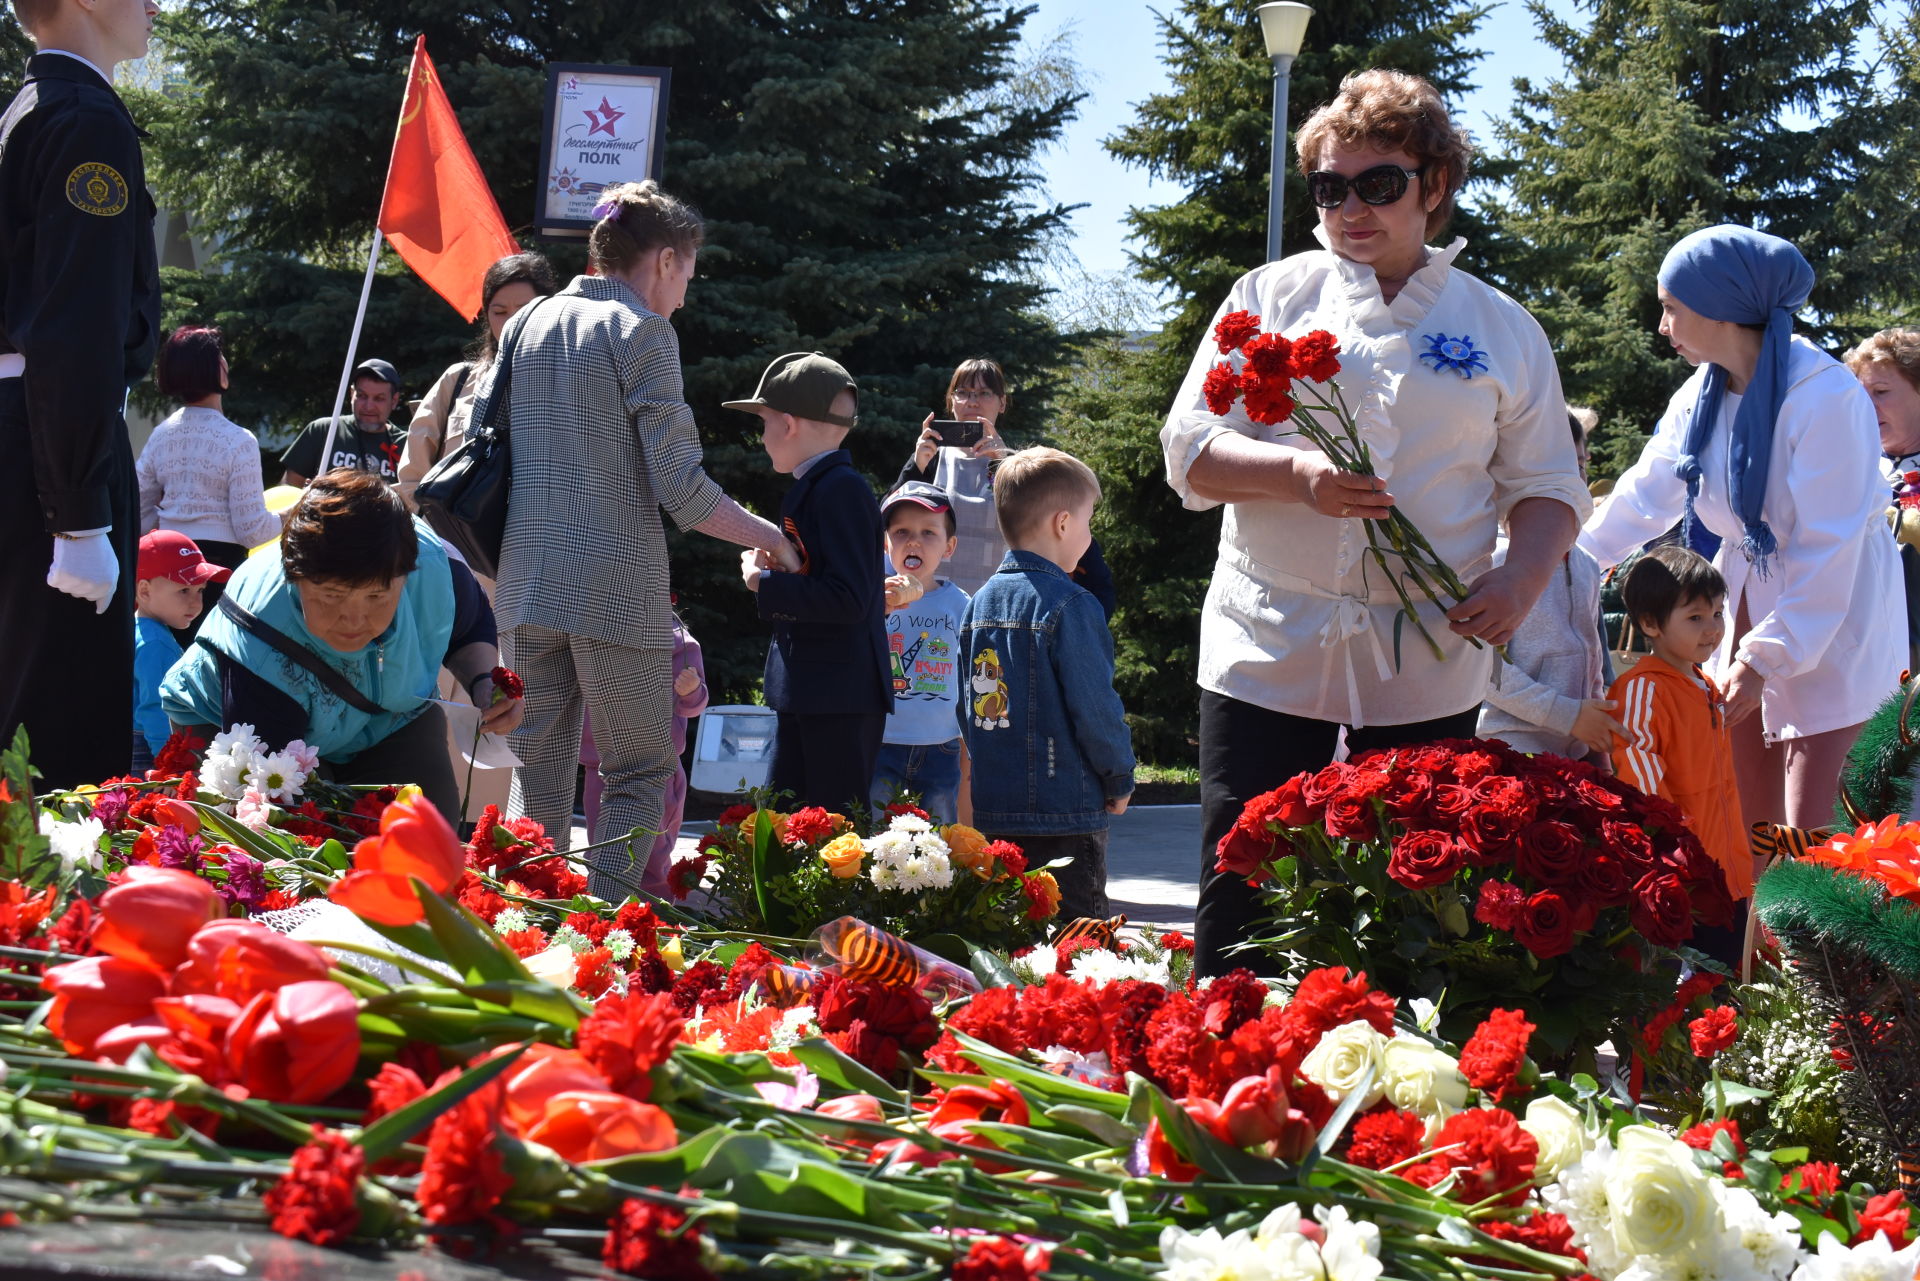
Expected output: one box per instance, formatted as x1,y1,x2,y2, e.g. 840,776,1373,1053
958,550,1135,834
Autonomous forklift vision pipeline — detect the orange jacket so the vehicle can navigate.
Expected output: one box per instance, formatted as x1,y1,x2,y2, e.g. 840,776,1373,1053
1609,654,1751,900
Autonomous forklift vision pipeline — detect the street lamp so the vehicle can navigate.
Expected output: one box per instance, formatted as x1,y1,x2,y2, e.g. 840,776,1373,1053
1257,2,1313,264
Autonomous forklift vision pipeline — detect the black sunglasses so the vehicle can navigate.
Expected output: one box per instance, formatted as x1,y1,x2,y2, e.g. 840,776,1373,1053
1305,164,1425,209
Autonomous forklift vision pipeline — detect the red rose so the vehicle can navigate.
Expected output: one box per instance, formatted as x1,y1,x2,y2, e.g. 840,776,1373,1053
1270,775,1319,826
1512,889,1577,957
1688,1005,1738,1058
1212,309,1262,353
1458,1007,1535,1102
1289,330,1341,382
1215,826,1278,884
1386,830,1464,889
1322,793,1378,841
1451,748,1504,785
1599,819,1654,870
1514,820,1585,886
1428,783,1475,830
1575,849,1634,907
1687,870,1735,929
1474,879,1526,931
1572,778,1626,815
1397,745,1458,775
1202,364,1241,416
1629,872,1694,948
1300,764,1351,806
1378,769,1436,820
1339,768,1391,804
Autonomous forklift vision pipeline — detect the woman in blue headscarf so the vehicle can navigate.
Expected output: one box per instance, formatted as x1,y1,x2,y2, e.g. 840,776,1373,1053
1583,225,1902,829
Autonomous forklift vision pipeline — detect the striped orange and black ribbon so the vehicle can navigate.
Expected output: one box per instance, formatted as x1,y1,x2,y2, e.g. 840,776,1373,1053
1052,915,1128,950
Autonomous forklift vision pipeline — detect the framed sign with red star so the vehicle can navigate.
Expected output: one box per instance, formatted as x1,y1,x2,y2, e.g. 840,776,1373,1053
535,63,672,238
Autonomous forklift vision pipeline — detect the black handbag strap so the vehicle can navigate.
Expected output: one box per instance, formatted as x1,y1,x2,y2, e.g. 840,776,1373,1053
214,594,387,716
472,297,548,443
429,364,472,466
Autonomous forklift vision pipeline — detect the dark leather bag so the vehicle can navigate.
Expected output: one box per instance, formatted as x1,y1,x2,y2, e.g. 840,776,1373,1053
414,300,546,578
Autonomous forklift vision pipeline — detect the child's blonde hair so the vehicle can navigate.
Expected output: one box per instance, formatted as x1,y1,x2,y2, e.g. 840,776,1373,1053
993,447,1101,544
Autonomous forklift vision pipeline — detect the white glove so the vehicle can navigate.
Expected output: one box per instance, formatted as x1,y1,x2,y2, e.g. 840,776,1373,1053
46,531,118,614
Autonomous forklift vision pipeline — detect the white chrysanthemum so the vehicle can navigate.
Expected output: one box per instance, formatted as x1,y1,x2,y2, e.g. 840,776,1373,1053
1379,1037,1469,1117
38,812,104,869
1299,1020,1387,1109
1542,1138,1620,1274
199,750,248,801
1068,948,1171,987
1711,1181,1801,1281
887,812,933,834
603,928,636,962
1012,946,1058,983
868,836,953,894
1789,1230,1920,1281
769,1004,818,1051
208,723,265,760
492,906,532,935
244,749,309,802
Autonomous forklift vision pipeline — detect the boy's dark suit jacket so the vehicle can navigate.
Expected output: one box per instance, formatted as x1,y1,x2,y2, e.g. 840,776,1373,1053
757,449,893,716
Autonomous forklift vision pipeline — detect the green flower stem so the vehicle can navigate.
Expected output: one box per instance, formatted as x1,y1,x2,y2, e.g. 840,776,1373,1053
600,1178,953,1255
0,944,84,966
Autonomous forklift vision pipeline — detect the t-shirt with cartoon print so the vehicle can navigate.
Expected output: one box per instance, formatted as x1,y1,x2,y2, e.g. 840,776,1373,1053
882,579,969,746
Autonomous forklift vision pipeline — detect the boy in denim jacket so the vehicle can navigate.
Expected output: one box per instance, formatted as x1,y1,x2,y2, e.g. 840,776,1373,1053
957,447,1134,920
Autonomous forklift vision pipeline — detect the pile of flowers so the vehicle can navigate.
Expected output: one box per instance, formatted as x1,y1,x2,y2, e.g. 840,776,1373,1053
1217,735,1734,1053
694,800,1055,951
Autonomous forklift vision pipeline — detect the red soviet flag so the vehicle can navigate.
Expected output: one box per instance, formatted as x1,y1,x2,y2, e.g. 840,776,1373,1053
378,36,518,320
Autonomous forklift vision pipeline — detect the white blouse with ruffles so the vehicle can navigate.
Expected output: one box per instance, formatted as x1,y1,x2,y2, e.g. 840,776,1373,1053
1161,235,1592,727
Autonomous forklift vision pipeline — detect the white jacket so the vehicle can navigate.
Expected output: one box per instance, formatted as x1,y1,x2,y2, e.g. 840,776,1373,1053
1580,337,1902,741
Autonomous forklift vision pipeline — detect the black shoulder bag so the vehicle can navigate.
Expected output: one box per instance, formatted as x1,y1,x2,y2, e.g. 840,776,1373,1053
415,299,547,578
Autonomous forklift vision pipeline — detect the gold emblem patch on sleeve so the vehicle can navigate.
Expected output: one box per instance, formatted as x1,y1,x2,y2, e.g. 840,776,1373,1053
64,162,129,216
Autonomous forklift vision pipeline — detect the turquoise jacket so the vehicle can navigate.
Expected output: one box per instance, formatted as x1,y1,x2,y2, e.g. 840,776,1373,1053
160,522,454,761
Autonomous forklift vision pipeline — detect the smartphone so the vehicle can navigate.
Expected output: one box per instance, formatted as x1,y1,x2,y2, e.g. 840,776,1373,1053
931,419,985,449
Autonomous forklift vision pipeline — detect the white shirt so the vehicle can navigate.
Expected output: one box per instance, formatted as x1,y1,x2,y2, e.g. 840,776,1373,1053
1581,337,1902,741
1161,235,1591,726
136,406,282,548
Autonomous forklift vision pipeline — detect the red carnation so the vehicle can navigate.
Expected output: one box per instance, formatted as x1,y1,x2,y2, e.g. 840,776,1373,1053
1280,966,1396,1043
1240,371,1295,425
574,947,618,998
1854,1191,1913,1246
1346,1106,1426,1169
603,1198,715,1280
953,1235,1052,1281
1213,309,1262,353
1159,930,1195,953
783,806,837,845
667,854,711,900
1290,330,1342,382
417,1084,511,1228
264,1125,364,1247
151,730,207,778
362,1061,427,1123
1386,830,1464,889
1688,1005,1738,1058
1783,1161,1844,1200
1681,1117,1746,1175
1630,872,1695,948
1203,364,1243,417
715,803,755,828
985,840,1026,876
580,990,684,1100
1459,1008,1535,1102
1403,1106,1538,1206
1240,331,1294,380
1474,879,1526,931
1512,889,1577,958
489,665,524,702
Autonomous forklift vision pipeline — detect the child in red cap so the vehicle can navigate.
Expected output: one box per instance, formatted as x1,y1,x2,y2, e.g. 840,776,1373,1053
133,531,230,771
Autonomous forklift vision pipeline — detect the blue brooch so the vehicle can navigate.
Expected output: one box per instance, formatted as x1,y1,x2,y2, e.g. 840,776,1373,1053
1419,332,1489,378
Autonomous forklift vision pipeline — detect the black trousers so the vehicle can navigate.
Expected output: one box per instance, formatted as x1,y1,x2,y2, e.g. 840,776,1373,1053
769,710,885,815
0,380,137,790
988,828,1109,923
1194,689,1482,978
323,703,460,824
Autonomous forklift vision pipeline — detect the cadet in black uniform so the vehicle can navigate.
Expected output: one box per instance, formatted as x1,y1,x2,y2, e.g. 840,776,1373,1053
0,0,162,789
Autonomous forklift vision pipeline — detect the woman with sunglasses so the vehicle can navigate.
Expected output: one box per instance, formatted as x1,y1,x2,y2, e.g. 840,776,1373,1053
1583,227,1900,831
1160,69,1591,978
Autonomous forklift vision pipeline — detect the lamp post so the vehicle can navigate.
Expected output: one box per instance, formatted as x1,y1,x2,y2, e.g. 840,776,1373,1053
1257,2,1313,264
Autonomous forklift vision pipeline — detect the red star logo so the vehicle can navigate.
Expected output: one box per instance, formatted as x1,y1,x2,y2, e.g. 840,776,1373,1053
583,96,625,138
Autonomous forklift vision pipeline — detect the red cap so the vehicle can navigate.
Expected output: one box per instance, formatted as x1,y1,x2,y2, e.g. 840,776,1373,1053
137,530,231,586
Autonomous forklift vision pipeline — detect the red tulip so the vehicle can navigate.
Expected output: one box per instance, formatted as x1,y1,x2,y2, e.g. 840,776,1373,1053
42,956,169,1053
520,1090,676,1162
91,866,221,973
90,1015,175,1064
498,1043,611,1134
171,919,331,1004
1216,1067,1317,1159
225,980,361,1103
814,1094,886,1123
928,1078,1030,1129
146,797,201,835
327,794,465,925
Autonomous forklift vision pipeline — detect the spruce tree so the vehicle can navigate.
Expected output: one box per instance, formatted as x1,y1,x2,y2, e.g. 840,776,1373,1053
1490,0,1920,476
1050,0,1497,764
4,1,1081,699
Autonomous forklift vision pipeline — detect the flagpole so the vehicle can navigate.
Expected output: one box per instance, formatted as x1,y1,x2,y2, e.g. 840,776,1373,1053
314,228,386,482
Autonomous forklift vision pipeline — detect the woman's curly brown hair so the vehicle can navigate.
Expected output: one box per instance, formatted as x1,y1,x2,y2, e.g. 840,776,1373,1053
1295,69,1473,239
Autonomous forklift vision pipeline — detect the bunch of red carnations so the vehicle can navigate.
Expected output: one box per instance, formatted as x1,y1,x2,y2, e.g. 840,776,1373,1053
1218,736,1735,1053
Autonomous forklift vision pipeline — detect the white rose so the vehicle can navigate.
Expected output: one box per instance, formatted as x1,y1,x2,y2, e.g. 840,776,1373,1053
523,943,578,987
1522,1095,1590,1182
1379,1037,1469,1116
1299,1020,1387,1109
1604,1127,1717,1262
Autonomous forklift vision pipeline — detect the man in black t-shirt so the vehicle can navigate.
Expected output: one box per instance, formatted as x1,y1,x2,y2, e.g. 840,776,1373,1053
280,357,407,485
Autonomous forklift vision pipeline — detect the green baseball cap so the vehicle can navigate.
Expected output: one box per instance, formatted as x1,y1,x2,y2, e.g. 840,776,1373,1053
723,351,859,429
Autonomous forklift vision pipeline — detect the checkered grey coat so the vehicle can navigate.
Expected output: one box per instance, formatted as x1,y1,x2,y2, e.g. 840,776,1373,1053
476,275,724,650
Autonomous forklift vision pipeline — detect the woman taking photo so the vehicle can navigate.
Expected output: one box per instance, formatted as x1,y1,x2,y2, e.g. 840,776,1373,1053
1584,226,1901,830
485,179,795,901
897,359,1014,595
160,469,521,819
396,252,559,508
136,325,281,628
1160,70,1590,977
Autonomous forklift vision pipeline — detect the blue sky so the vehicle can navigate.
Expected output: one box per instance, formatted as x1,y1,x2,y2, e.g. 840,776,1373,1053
1026,0,1570,282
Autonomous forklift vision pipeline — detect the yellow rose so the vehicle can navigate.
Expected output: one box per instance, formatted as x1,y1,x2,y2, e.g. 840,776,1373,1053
820,832,866,878
942,824,993,879
1604,1127,1716,1260
1521,1095,1588,1181
1298,1020,1387,1109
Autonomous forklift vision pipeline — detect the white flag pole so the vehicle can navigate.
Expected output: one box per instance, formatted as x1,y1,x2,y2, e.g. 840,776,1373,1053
314,228,386,482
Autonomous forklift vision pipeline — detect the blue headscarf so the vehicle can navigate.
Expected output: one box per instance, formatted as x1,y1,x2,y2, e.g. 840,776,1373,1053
1658,225,1813,579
